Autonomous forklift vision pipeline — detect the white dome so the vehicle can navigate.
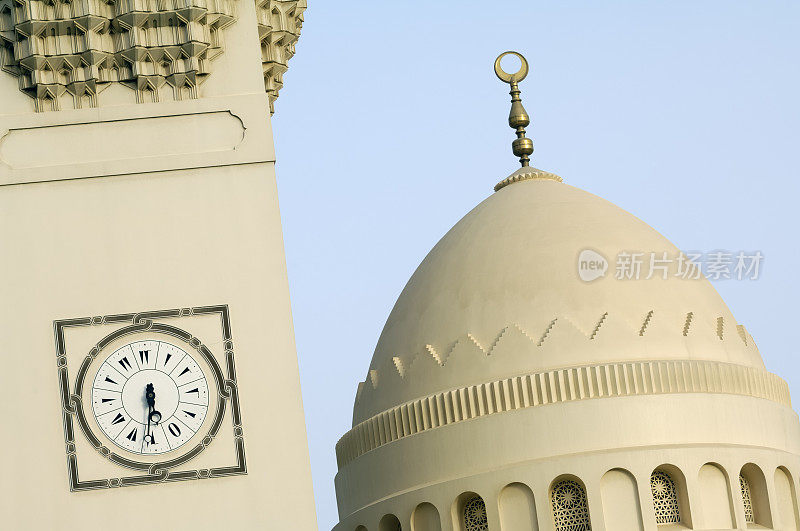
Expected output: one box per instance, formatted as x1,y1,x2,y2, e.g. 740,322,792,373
353,175,763,424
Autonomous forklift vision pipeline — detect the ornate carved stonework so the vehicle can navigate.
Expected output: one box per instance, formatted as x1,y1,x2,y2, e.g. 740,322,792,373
255,0,303,113
0,0,238,111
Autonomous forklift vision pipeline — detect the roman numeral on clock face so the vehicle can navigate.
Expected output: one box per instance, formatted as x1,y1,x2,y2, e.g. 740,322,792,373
139,350,149,364
126,427,137,441
111,413,126,425
118,356,133,371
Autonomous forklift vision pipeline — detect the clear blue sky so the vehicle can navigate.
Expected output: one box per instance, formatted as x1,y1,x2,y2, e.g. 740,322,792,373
271,2,800,528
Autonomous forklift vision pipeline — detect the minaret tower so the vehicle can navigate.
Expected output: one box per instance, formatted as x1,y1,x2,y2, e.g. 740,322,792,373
0,1,317,529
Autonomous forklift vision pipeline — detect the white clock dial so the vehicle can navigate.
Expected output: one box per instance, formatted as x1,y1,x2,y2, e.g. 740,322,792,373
90,340,210,455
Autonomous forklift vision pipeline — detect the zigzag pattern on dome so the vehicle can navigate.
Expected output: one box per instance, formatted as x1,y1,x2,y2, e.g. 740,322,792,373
0,0,239,111
354,309,762,423
255,0,303,113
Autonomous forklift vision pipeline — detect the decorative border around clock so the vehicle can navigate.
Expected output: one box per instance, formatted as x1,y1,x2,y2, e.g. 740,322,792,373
54,304,246,492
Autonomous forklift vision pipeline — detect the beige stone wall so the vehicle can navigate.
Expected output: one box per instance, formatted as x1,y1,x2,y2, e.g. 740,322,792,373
0,0,316,528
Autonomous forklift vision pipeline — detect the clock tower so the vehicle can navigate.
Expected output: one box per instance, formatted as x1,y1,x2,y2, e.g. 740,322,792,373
0,1,317,529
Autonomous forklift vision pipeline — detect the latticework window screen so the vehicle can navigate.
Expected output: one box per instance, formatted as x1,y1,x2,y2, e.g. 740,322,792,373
463,496,488,531
551,479,592,531
651,470,681,524
740,474,755,523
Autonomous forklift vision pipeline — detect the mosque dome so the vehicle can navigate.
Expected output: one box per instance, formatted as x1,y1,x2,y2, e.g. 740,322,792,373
333,53,800,531
352,171,763,425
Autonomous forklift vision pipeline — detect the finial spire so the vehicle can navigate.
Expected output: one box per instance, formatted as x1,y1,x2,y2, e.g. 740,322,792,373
494,51,533,167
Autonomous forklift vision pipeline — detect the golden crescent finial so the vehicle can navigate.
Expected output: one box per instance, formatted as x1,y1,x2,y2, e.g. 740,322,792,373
494,51,529,84
495,51,533,168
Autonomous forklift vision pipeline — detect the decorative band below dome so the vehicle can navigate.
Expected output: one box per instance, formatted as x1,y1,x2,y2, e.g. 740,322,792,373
335,359,790,468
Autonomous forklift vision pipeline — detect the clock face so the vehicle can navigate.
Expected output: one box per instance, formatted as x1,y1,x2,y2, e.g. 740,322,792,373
90,340,210,455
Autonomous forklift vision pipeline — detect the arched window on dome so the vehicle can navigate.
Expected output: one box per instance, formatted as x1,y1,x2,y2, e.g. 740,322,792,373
453,492,488,531
697,463,733,528
740,464,772,527
775,467,799,530
378,514,401,531
651,469,682,525
412,502,441,531
463,495,488,531
499,483,537,531
550,478,591,531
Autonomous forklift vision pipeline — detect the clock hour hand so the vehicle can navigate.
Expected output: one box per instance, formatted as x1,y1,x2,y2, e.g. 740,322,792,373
146,383,156,410
145,383,162,423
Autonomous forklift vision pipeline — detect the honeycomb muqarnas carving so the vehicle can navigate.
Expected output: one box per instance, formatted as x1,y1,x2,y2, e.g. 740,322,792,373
256,0,303,113
0,0,238,111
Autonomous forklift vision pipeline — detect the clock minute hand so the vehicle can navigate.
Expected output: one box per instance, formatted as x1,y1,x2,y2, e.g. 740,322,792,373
143,383,155,450
143,383,163,450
